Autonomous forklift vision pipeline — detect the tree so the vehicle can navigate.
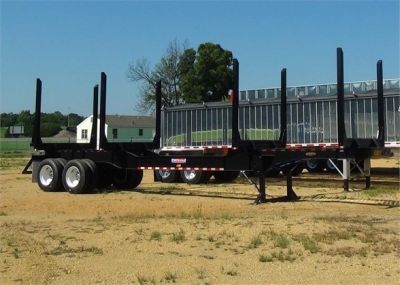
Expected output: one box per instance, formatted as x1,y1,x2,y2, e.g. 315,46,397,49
179,43,233,103
128,41,233,113
127,40,188,113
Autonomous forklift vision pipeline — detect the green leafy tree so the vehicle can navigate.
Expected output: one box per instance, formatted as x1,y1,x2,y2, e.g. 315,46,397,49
179,43,233,103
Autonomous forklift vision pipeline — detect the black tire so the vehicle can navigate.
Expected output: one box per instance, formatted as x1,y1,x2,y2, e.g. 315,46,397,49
180,170,212,184
326,159,342,173
82,159,98,193
113,169,143,189
37,159,63,192
305,159,325,173
213,171,239,183
54,158,67,168
62,160,91,194
156,170,180,183
282,162,305,176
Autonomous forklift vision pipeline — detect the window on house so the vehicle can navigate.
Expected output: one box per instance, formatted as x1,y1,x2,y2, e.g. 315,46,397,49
112,128,118,139
139,129,143,136
81,129,88,139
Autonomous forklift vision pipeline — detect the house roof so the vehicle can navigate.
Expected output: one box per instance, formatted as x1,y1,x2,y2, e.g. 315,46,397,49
105,115,155,128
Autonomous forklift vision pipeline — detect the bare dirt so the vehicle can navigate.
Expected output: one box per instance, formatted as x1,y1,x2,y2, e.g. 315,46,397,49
0,157,399,284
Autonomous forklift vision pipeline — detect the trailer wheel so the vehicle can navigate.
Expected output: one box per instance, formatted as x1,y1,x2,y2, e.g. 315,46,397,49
62,160,91,194
82,159,98,192
180,170,211,184
55,158,67,168
156,170,180,183
305,159,325,173
326,159,342,173
213,171,239,183
113,169,143,189
37,159,63,192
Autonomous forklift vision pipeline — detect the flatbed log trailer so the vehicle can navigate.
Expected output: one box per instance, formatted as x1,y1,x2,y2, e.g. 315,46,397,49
23,48,389,203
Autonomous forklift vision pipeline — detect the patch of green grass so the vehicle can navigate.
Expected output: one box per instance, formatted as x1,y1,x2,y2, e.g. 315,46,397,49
164,271,177,283
136,274,156,285
150,231,162,241
326,246,368,258
12,248,19,259
249,235,262,249
207,235,216,242
362,186,399,198
0,210,7,216
313,229,355,245
259,254,273,262
294,234,319,253
226,270,238,276
274,234,290,249
171,228,186,243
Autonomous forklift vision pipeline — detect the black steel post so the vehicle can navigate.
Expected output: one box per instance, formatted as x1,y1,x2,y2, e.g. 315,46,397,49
31,78,43,148
337,48,346,146
232,59,241,147
278,68,287,146
256,171,266,204
152,81,162,147
99,72,107,148
286,165,299,200
90,85,99,146
377,60,385,146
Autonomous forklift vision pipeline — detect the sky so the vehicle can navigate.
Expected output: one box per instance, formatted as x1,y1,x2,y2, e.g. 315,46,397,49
1,0,399,116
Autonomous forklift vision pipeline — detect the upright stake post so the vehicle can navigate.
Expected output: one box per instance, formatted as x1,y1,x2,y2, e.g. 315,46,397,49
32,79,43,148
377,60,385,147
337,48,346,146
152,81,162,148
99,72,107,148
279,68,287,146
90,85,99,148
232,59,241,147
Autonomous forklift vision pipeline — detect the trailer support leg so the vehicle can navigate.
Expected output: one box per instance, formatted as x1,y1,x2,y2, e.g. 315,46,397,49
255,171,266,204
286,168,299,200
342,158,350,192
364,158,371,189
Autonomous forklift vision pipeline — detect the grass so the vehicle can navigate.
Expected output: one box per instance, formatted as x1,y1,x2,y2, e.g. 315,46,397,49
136,274,156,285
362,186,399,198
249,235,262,249
259,254,273,262
294,234,319,253
0,210,7,216
171,228,186,243
274,234,290,249
150,231,162,241
164,271,177,283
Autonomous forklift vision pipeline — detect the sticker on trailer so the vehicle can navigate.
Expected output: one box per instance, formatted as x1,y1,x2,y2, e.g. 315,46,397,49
171,158,186,164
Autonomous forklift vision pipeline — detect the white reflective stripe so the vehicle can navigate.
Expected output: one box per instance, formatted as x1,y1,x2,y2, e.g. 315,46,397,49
139,165,227,171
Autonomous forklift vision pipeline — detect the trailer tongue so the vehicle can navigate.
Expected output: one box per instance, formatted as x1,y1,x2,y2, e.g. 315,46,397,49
24,48,389,203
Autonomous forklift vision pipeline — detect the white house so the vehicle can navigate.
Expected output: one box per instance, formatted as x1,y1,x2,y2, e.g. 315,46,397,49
77,115,155,143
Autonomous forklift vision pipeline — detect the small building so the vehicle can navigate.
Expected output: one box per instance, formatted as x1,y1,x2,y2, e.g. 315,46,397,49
8,125,24,137
76,115,155,143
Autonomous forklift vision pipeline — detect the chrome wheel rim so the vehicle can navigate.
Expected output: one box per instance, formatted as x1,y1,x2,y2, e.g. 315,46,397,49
39,165,54,186
159,170,171,179
183,170,197,180
65,166,80,188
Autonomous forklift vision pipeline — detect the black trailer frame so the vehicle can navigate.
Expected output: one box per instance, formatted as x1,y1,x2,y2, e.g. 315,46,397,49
24,48,388,203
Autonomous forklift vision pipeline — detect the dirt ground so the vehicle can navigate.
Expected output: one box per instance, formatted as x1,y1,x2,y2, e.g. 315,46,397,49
0,157,399,284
